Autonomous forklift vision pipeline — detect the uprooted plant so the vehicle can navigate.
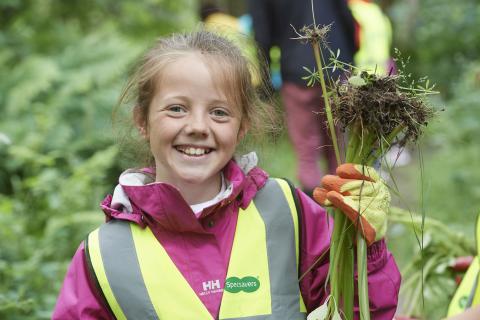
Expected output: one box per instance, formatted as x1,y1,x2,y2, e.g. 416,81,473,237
293,21,439,320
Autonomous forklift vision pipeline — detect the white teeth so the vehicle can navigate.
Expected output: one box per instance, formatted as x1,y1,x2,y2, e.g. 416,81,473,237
178,147,209,156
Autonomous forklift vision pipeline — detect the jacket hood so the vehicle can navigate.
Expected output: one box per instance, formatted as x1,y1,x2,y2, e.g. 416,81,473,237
100,152,268,232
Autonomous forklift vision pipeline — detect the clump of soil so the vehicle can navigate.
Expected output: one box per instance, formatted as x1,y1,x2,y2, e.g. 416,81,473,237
333,72,436,147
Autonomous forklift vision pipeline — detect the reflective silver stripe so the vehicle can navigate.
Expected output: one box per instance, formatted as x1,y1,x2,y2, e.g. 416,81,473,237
250,178,305,320
466,273,479,308
98,221,159,320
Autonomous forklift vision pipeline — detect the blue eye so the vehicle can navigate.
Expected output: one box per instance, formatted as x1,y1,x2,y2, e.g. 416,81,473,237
211,108,229,117
167,105,185,113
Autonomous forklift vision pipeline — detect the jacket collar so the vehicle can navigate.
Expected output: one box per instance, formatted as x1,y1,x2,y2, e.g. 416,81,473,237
101,153,268,233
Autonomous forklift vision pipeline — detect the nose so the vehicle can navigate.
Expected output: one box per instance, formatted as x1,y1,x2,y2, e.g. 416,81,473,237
184,111,209,137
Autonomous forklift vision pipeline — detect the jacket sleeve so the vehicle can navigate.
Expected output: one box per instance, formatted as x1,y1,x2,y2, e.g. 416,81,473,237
52,242,113,320
336,0,358,53
247,0,273,67
296,189,401,319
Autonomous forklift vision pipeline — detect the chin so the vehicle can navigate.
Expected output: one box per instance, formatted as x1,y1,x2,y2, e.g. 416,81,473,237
176,172,211,185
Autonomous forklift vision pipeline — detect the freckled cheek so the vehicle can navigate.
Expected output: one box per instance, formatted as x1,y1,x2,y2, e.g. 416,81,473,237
219,129,242,151
148,116,178,136
147,127,176,150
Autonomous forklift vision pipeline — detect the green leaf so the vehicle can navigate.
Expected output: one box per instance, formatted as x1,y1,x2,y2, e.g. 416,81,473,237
332,310,342,320
348,75,367,87
303,66,313,73
306,302,329,320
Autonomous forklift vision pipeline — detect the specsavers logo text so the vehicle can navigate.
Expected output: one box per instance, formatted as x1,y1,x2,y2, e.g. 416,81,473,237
224,276,260,293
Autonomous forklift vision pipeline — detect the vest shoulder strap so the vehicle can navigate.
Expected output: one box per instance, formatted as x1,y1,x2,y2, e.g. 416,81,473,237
84,236,116,318
278,177,303,278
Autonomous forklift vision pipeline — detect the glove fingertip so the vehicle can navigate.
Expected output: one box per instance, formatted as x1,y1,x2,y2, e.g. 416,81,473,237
320,174,338,185
325,190,345,203
336,163,355,175
337,163,376,182
321,175,349,193
312,187,328,205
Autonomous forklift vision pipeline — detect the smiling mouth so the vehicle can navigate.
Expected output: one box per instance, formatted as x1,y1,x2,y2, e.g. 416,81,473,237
175,146,213,156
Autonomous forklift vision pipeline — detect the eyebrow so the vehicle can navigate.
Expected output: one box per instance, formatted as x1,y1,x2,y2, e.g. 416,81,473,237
160,95,229,105
209,99,230,105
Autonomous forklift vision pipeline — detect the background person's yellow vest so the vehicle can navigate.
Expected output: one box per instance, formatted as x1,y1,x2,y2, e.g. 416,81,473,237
204,12,261,87
348,0,392,75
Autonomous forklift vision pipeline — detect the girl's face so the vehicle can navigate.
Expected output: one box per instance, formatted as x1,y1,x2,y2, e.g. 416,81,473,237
143,53,245,200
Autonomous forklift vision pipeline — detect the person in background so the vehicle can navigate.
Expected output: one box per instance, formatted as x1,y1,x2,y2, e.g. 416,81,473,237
200,2,240,32
200,2,261,87
52,29,399,319
247,0,357,196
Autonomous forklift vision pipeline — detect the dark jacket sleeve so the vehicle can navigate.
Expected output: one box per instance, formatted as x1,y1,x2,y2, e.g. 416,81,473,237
336,0,358,53
247,0,273,67
248,0,357,84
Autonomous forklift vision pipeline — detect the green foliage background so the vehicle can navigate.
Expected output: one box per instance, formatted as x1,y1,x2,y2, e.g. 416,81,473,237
376,0,480,318
385,0,480,248
0,1,195,318
0,0,479,319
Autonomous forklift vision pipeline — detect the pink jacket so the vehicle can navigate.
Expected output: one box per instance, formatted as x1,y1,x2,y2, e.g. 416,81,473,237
53,158,400,319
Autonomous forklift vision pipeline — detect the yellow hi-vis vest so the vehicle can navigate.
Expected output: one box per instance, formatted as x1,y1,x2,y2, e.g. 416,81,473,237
348,0,392,75
85,178,307,319
447,214,480,317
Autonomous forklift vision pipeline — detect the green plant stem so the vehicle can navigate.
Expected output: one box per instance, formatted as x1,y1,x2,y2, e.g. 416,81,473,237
312,42,341,165
356,232,370,320
348,122,374,320
330,213,354,319
312,39,352,318
341,228,354,320
329,210,347,314
366,125,405,165
345,123,361,162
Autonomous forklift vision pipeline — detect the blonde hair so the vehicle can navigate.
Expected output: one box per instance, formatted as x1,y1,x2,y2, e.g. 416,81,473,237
114,29,279,167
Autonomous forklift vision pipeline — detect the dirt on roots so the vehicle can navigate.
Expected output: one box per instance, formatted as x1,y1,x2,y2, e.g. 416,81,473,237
333,72,436,147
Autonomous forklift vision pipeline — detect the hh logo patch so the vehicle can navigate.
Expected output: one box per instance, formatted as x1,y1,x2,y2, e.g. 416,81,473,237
200,280,222,296
224,276,260,293
202,279,221,292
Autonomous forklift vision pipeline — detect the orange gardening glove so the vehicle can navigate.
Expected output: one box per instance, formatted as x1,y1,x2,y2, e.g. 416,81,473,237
313,163,391,245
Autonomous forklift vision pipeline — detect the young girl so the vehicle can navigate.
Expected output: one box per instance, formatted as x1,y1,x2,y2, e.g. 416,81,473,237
53,30,400,319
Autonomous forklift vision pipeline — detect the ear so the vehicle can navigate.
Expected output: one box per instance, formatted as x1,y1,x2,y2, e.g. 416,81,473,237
237,120,249,141
133,105,148,140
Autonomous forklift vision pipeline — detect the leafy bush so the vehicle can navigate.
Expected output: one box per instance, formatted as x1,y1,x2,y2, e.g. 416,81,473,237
0,1,195,318
422,62,480,227
390,0,480,97
390,207,475,319
387,61,480,319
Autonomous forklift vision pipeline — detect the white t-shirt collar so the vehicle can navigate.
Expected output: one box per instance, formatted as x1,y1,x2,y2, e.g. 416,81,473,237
190,173,233,216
